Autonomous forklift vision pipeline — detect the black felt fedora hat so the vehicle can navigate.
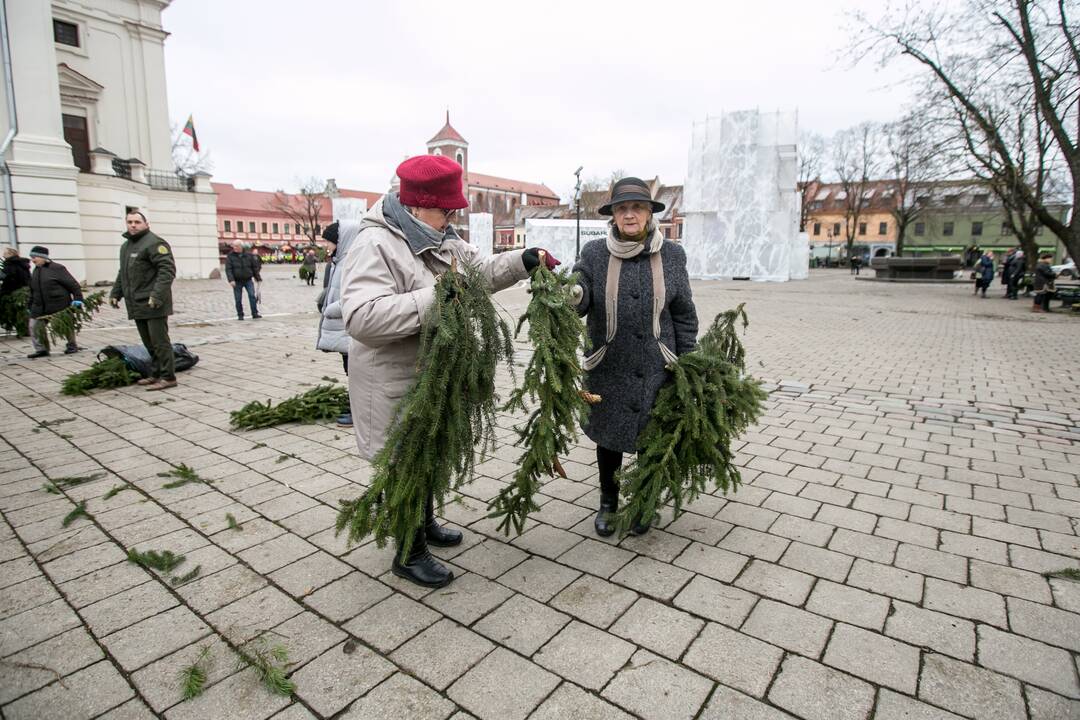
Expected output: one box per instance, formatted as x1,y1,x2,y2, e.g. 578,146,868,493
598,177,665,216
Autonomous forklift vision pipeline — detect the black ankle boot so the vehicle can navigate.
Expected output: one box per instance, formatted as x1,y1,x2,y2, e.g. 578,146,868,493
425,493,462,547
391,530,453,588
595,489,618,537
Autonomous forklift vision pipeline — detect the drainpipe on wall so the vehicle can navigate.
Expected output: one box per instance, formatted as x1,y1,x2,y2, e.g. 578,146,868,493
0,0,18,249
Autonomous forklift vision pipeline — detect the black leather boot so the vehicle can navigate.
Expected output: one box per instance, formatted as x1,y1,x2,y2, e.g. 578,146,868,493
391,529,453,588
425,493,462,547
595,488,618,537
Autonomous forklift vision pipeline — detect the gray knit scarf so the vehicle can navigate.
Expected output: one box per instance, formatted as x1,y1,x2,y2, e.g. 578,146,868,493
382,192,460,255
606,219,664,259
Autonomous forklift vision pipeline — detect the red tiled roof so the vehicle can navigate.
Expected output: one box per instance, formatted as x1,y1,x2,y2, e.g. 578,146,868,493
467,172,558,200
428,111,467,144
212,183,383,219
338,188,383,206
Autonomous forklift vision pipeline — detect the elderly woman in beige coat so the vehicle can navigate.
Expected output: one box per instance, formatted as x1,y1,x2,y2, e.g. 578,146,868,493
339,155,558,588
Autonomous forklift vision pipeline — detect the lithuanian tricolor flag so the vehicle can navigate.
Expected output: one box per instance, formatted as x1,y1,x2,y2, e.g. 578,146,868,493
182,114,200,152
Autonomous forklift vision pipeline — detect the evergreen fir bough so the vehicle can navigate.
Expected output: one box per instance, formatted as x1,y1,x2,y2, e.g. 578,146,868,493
0,287,29,337
33,291,105,346
614,304,767,534
61,357,140,396
488,262,591,535
335,261,513,560
230,385,349,429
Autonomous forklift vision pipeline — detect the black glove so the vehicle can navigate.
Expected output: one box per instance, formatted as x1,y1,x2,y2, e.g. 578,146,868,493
522,247,562,272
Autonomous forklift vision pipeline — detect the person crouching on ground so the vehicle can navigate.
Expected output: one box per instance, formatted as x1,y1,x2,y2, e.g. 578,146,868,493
338,155,559,588
26,246,83,358
316,220,360,428
109,211,178,390
226,242,262,320
570,177,699,537
1032,252,1058,313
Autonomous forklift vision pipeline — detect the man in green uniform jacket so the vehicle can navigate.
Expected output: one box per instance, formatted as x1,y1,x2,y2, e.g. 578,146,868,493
109,210,178,390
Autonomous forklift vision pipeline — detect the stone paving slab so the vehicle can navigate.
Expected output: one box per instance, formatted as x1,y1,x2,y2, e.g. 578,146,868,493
1,270,1079,718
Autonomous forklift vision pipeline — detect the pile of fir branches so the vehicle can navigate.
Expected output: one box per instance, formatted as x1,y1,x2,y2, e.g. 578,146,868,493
614,304,767,534
0,287,29,337
230,384,349,429
33,291,106,346
336,260,513,560
487,261,591,535
61,356,140,396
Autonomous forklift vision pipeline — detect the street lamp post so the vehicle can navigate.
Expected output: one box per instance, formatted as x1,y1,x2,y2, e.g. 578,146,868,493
573,166,583,261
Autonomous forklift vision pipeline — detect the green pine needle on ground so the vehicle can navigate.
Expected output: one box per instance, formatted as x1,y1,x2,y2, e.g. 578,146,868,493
102,484,129,500
336,262,513,561
234,637,295,697
178,646,213,700
230,385,349,429
488,264,590,536
1044,568,1080,581
170,565,202,586
53,473,104,488
158,464,206,489
225,513,243,531
61,501,91,527
614,304,768,535
127,548,186,573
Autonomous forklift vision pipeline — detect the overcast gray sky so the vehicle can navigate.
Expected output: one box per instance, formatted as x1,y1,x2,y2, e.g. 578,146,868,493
163,0,915,201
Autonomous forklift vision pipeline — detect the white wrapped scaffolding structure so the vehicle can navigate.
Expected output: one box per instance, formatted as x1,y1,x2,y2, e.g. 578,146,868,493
683,110,802,281
524,219,609,264
468,213,494,259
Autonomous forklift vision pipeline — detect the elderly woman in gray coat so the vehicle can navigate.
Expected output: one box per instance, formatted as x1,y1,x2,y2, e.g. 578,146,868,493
572,177,698,536
316,221,361,427
339,155,558,588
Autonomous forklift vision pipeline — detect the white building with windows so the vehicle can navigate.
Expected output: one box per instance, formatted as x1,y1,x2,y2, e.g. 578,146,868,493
0,0,218,284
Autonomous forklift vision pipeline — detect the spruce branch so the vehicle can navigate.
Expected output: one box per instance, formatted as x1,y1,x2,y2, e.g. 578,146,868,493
488,264,590,535
61,357,140,396
336,262,513,560
225,513,243,531
157,464,206,489
102,484,129,500
61,501,91,527
230,385,349,429
1044,568,1080,581
0,286,30,337
178,645,213,700
171,565,202,586
127,548,186,573
33,291,106,346
614,304,767,534
234,636,295,697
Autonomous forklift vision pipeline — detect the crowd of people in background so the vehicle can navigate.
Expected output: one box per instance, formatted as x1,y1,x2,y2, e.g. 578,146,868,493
972,246,1066,313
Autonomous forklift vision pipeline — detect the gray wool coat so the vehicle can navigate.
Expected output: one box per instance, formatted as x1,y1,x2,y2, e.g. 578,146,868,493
573,235,698,453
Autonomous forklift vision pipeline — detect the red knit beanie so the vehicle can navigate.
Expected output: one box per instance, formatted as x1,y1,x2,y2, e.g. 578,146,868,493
396,155,469,210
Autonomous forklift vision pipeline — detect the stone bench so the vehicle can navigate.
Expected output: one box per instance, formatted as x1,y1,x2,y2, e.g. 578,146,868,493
868,256,965,282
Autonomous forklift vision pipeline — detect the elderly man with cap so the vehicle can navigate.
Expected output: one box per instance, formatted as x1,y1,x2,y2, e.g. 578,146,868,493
225,241,263,320
570,176,699,537
26,246,84,358
339,155,559,588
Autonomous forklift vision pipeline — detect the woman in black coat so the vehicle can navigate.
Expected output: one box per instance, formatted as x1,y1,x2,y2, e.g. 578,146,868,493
1,247,30,296
571,178,699,536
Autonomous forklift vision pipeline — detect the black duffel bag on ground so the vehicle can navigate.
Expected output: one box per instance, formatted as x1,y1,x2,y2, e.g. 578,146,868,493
98,344,200,378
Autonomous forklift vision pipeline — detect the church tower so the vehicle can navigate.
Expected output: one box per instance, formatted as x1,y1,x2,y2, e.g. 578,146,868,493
426,110,468,174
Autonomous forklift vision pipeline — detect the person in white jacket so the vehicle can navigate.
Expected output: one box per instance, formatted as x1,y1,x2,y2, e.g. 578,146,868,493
316,220,361,427
339,155,558,588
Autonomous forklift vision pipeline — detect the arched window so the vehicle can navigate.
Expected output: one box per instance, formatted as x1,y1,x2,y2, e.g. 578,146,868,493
456,151,464,166
432,148,442,156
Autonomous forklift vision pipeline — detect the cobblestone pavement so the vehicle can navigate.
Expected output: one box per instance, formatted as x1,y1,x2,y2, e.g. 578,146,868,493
0,269,1078,720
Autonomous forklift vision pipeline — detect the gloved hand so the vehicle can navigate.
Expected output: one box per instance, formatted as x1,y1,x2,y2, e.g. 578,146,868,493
570,284,584,305
70,300,83,308
109,297,120,309
522,247,561,272
148,296,160,309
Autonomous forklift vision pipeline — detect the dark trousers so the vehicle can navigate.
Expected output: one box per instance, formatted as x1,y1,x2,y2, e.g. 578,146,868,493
1006,276,1021,299
135,317,175,380
1035,291,1053,311
341,352,349,375
233,279,257,318
597,445,623,498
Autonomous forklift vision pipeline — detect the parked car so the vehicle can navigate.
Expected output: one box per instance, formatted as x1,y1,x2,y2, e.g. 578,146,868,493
1052,259,1076,279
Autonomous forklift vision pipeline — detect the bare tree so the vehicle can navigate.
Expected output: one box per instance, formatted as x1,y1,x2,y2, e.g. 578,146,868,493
267,178,326,246
832,122,882,259
853,0,1080,264
884,114,939,256
798,132,827,231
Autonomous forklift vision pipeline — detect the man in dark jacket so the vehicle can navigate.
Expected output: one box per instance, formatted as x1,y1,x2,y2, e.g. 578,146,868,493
1032,252,1057,313
225,242,262,320
109,211,177,390
1003,248,1025,300
26,246,83,358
